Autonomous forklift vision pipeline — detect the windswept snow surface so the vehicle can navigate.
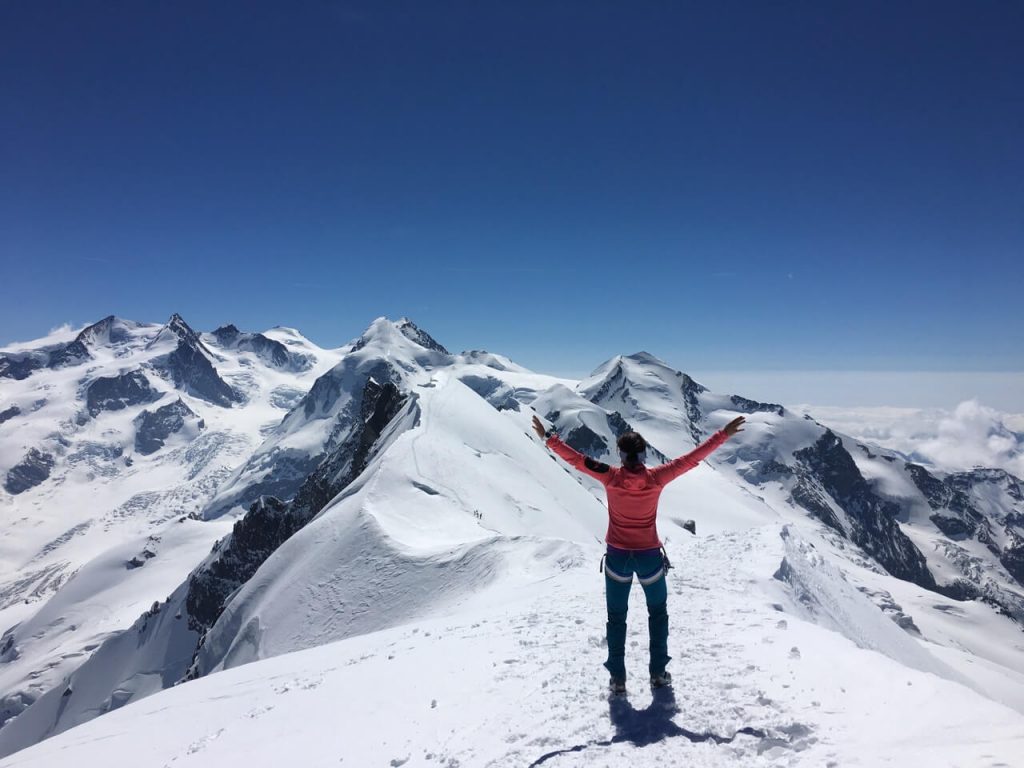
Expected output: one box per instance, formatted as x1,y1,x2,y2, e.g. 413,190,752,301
3,526,1024,768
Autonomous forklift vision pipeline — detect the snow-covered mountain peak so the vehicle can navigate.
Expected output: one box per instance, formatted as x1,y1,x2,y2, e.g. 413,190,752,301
351,317,451,364
457,349,527,373
583,351,706,397
146,313,209,354
624,349,674,367
395,317,450,355
197,318,448,519
206,324,313,373
575,352,713,454
72,316,150,349
211,323,240,339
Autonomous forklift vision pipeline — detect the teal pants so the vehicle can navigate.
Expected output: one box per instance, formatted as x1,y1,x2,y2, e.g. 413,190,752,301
603,549,670,681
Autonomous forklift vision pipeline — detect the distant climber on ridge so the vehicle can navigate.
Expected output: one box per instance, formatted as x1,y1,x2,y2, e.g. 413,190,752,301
531,413,745,694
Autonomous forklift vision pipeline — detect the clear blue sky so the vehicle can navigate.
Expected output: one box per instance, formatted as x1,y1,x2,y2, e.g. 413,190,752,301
2,1,1021,377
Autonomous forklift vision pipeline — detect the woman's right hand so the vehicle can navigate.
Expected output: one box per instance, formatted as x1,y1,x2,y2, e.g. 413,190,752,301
531,415,548,439
723,416,746,436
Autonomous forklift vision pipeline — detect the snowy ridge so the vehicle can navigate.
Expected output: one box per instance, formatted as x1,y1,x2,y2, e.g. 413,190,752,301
772,525,961,681
3,316,1024,764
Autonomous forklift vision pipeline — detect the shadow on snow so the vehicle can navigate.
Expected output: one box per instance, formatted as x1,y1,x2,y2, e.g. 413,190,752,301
527,686,767,766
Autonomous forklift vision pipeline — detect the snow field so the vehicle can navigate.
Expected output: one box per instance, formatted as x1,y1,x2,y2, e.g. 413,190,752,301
3,524,1023,768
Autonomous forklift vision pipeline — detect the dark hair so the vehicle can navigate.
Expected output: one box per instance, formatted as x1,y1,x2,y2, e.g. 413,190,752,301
616,432,647,465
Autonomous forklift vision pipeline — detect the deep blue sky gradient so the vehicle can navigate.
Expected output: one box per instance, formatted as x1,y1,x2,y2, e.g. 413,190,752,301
2,1,1021,376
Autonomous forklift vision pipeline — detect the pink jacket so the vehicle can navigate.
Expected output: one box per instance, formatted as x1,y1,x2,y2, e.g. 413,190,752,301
546,429,730,550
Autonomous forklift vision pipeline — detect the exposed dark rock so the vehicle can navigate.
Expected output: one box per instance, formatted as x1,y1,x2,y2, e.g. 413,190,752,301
905,463,982,519
950,467,1024,504
126,548,157,569
929,514,975,539
458,375,520,411
0,353,44,380
211,324,313,371
0,405,20,425
586,362,627,405
793,429,935,589
1000,537,1024,584
546,408,668,466
729,394,785,417
606,412,630,438
75,315,135,346
4,449,56,495
0,315,134,379
211,324,242,344
790,475,845,531
564,423,608,457
678,374,708,444
85,370,161,417
0,328,99,380
186,377,409,633
301,368,345,418
134,399,200,455
47,339,90,369
151,314,242,407
904,463,1016,566
934,579,981,601
396,318,449,354
290,379,408,522
732,441,795,485
858,586,921,635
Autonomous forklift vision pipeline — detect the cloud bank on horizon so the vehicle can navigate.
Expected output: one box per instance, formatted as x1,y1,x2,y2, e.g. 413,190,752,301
793,400,1024,478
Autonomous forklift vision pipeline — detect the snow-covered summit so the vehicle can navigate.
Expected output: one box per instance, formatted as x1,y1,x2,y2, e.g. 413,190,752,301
349,316,452,362
73,315,152,348
199,317,452,519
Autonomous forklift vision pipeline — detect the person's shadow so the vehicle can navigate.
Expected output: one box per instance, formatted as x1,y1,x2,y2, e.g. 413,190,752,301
527,686,768,766
608,686,764,746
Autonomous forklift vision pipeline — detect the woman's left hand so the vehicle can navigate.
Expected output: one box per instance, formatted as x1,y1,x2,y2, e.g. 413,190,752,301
531,415,548,439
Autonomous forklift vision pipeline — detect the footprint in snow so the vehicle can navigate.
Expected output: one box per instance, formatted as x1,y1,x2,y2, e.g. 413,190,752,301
186,728,226,754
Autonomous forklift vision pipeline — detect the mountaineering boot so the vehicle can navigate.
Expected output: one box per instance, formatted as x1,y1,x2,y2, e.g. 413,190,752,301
650,671,672,689
609,677,627,695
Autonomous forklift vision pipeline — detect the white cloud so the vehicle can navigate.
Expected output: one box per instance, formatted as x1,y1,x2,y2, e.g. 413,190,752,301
692,370,1024,413
791,399,1024,478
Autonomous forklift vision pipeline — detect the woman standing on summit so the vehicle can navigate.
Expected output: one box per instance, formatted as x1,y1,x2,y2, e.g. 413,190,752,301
531,413,745,694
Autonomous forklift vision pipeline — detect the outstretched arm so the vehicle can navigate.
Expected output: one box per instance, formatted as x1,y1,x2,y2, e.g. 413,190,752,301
532,415,612,484
651,416,745,485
